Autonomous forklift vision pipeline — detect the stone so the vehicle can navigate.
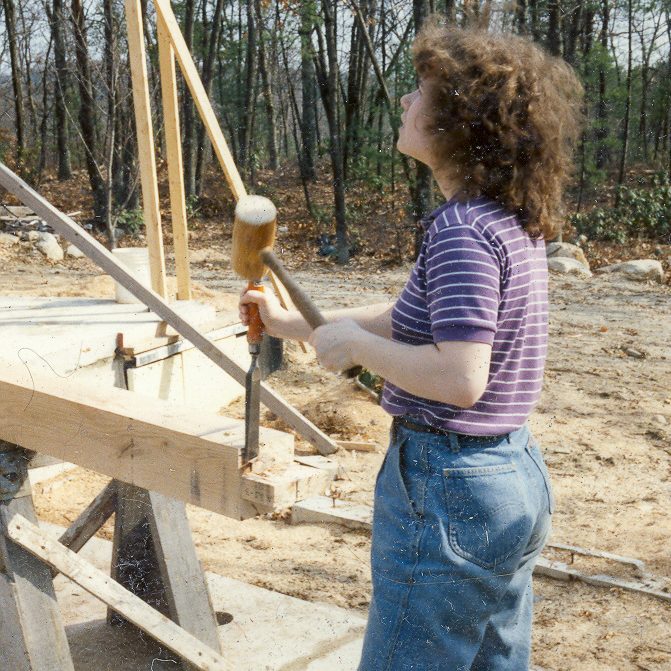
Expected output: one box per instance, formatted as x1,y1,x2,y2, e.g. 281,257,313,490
25,230,40,242
35,231,64,261
653,414,668,426
0,232,19,246
546,241,589,268
595,259,664,283
66,243,85,258
547,257,592,277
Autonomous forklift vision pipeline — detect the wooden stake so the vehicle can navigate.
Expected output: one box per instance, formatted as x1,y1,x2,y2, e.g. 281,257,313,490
154,0,246,201
125,0,168,297
158,12,192,301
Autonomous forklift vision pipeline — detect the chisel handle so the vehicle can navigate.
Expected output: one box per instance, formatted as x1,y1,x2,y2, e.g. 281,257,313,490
247,281,265,347
259,248,361,378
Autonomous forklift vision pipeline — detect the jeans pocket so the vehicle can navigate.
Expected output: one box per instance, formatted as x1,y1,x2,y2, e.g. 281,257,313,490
525,442,555,514
443,463,532,570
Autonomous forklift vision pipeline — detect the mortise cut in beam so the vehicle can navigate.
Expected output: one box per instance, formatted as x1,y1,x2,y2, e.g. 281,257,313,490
7,514,231,671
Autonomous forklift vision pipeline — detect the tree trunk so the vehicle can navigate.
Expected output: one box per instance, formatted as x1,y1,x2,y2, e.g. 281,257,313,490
50,0,72,179
238,0,258,178
595,0,609,171
71,0,106,221
547,0,560,56
299,3,318,180
194,0,225,194
181,0,196,198
616,0,633,202
2,0,25,172
315,0,348,264
37,37,53,181
255,0,279,170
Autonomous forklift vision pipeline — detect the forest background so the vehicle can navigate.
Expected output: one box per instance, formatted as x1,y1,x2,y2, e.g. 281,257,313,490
0,0,670,267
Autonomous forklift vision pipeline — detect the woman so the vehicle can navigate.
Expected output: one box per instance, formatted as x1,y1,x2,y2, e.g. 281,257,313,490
240,20,583,671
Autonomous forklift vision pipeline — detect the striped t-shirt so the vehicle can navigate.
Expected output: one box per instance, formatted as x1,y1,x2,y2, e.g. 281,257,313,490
380,196,548,435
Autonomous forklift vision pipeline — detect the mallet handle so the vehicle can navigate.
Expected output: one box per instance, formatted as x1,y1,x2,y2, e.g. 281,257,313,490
247,281,265,346
260,248,361,378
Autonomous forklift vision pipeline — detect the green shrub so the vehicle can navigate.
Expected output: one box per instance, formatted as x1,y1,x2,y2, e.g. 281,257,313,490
117,208,144,236
569,174,671,243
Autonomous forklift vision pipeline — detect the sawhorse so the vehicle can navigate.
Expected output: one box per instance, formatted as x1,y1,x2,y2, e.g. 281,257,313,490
0,441,229,671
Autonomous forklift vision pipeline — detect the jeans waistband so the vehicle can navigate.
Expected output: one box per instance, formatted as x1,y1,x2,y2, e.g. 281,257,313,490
393,416,511,447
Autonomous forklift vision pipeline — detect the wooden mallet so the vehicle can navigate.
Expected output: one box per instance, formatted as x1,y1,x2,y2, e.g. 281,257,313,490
232,195,277,463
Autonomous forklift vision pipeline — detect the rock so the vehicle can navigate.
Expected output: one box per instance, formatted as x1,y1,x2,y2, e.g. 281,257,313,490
546,241,589,268
0,232,19,246
35,232,64,261
24,230,40,242
547,257,592,277
66,243,85,258
596,259,664,283
653,414,668,426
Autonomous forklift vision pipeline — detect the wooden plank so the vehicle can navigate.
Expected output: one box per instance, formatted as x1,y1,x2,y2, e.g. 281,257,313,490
291,496,373,531
0,494,75,670
157,13,192,301
0,363,247,517
0,164,337,455
57,481,117,555
7,514,231,671
125,0,168,297
153,0,246,201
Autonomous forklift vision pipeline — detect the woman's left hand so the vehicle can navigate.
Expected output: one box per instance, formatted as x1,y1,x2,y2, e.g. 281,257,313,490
309,319,367,372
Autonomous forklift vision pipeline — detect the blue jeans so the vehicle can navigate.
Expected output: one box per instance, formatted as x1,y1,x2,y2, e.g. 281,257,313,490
358,422,554,671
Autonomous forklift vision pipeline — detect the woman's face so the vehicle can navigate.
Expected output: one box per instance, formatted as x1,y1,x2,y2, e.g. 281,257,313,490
397,85,436,167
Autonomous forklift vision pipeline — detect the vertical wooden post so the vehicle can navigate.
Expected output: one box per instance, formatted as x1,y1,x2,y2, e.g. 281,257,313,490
157,13,192,301
125,0,168,298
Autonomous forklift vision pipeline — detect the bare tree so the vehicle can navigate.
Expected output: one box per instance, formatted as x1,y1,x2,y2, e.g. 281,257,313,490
2,0,25,171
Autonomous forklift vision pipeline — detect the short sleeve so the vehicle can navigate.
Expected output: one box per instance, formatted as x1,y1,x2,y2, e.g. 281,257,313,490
425,213,501,346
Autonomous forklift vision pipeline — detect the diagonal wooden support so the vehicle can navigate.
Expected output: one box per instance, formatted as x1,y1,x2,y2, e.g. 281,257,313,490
153,0,246,201
0,162,337,456
0,493,75,671
7,513,231,671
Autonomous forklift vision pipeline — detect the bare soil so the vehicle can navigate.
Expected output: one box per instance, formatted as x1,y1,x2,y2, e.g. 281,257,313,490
2,237,670,671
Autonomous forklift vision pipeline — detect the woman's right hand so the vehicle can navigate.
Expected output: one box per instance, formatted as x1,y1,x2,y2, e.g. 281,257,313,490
239,285,290,338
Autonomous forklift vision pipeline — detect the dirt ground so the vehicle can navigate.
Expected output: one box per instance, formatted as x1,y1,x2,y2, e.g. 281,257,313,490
2,238,670,671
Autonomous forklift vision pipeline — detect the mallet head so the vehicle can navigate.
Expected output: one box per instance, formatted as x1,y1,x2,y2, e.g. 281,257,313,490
231,195,277,281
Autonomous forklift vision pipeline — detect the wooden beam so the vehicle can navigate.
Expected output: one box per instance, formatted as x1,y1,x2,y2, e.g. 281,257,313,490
0,363,250,517
157,13,192,301
0,163,338,455
153,0,246,201
7,514,231,671
125,0,168,297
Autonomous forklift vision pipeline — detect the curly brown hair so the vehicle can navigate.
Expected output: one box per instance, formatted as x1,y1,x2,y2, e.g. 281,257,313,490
412,19,584,239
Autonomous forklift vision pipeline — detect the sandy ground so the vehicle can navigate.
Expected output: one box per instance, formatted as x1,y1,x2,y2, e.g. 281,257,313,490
2,241,670,671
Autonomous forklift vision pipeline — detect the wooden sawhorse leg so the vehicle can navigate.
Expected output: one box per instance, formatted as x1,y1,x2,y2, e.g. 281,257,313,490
0,444,74,671
110,482,222,668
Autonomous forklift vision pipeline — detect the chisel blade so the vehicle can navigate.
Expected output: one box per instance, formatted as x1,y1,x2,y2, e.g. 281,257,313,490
243,352,261,464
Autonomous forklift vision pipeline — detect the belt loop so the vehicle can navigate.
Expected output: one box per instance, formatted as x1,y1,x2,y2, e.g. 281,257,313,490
448,432,461,453
506,433,511,444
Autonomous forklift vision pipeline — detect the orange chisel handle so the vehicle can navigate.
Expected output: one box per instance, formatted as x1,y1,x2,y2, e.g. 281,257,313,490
247,281,265,346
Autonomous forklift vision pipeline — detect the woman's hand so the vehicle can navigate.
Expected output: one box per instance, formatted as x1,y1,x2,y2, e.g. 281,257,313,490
239,286,290,338
309,319,369,372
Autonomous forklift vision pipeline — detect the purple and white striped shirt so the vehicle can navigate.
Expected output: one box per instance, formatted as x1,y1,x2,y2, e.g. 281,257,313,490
380,196,548,435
